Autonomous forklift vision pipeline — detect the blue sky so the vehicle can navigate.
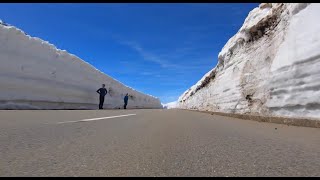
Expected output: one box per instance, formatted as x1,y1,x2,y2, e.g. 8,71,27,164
0,3,259,103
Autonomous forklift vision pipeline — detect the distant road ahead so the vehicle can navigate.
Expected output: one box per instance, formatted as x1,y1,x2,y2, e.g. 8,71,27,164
1,109,319,176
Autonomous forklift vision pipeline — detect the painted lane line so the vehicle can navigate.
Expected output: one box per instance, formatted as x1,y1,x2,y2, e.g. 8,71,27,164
57,114,136,124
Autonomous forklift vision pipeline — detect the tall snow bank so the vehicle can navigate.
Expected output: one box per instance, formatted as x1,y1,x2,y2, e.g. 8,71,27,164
178,3,320,120
0,22,162,109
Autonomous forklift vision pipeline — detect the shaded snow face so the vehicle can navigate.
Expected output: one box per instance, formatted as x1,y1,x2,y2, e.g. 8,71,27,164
178,3,320,120
0,23,162,109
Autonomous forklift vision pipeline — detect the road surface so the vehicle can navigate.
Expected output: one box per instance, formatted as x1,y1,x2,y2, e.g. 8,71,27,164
1,109,319,177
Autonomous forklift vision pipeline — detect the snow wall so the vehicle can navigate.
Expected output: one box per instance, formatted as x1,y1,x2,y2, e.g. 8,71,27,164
0,21,162,110
178,3,320,120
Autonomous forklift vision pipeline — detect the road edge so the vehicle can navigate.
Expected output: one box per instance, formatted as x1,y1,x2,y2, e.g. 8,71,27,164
178,109,320,129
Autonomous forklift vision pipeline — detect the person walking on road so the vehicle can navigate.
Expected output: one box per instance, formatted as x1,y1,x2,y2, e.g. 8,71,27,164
124,93,129,109
96,84,108,109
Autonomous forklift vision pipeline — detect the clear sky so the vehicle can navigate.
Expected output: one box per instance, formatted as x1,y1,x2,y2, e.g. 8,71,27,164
0,3,259,103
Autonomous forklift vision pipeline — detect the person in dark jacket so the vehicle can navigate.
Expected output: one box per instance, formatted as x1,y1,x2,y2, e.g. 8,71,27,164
124,93,129,109
96,84,108,109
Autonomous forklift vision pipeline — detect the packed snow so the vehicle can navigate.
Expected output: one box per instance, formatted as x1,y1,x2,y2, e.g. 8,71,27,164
162,101,178,109
0,21,162,109
178,3,320,120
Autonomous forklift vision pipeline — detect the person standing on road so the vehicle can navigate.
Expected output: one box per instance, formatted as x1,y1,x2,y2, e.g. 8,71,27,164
124,93,129,109
96,84,108,109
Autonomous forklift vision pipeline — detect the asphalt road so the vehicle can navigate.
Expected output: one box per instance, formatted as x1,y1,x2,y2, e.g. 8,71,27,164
1,109,319,177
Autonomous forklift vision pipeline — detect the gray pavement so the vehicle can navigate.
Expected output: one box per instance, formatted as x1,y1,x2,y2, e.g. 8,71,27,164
0,109,319,177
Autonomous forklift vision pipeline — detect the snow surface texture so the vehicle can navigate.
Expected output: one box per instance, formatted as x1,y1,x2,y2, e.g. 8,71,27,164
0,22,162,110
162,101,177,109
178,3,320,120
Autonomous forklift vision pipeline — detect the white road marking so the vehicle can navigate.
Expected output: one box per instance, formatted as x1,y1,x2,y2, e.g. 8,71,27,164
57,114,136,124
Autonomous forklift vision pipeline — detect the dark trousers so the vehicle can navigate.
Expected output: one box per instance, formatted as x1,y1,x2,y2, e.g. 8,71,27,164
99,96,105,109
124,101,128,109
